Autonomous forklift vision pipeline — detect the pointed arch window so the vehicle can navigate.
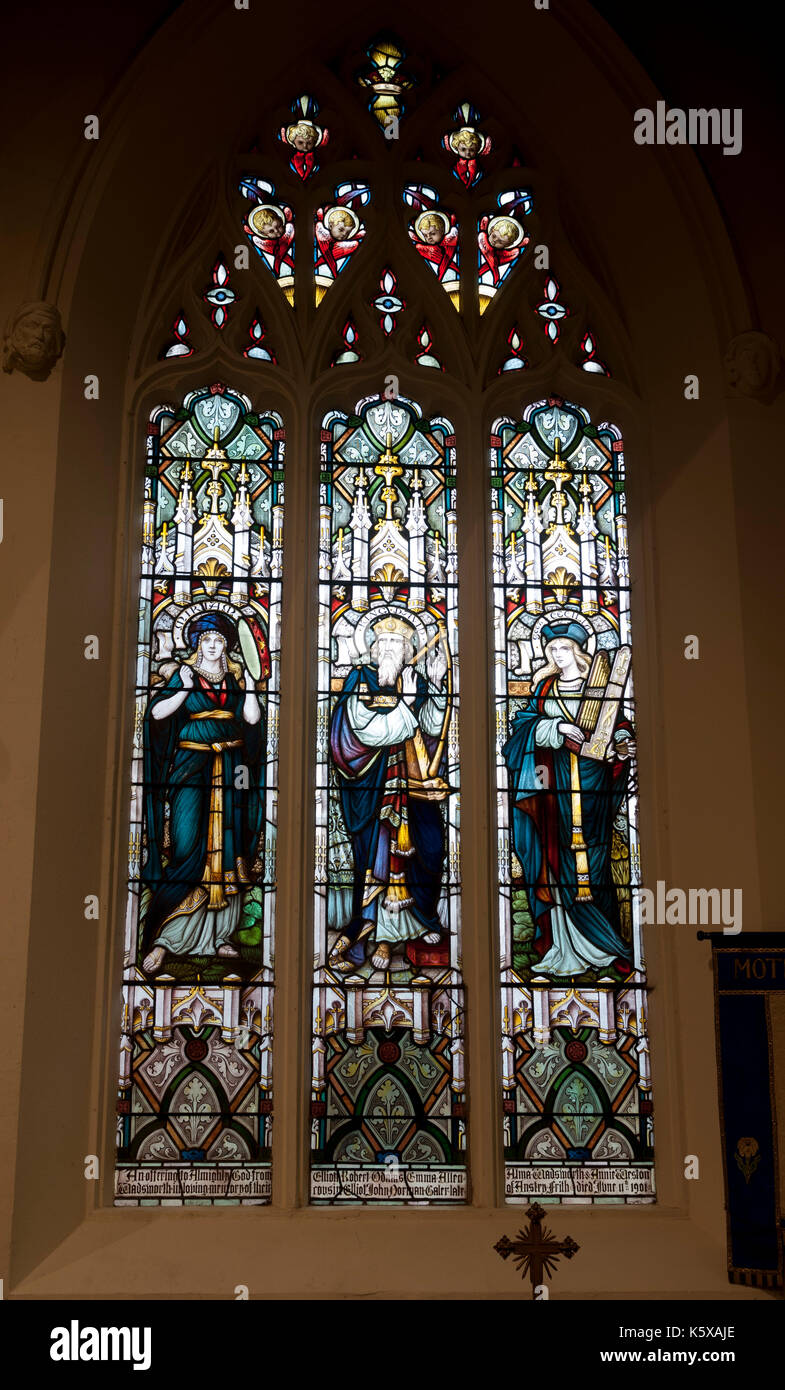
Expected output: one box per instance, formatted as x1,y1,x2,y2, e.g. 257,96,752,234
118,32,651,1210
117,388,283,1203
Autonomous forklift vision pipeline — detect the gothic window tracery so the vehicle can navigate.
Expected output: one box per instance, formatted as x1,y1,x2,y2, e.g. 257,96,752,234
118,32,647,1209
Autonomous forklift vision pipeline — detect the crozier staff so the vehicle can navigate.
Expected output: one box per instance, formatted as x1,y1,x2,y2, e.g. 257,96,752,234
329,613,450,972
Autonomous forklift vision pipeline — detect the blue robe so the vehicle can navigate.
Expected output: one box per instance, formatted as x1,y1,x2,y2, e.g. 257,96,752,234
329,664,445,950
502,675,631,970
141,670,264,956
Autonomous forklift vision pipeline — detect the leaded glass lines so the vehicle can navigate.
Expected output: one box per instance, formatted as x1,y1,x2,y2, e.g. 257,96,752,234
115,385,284,1205
491,398,653,1205
311,394,467,1204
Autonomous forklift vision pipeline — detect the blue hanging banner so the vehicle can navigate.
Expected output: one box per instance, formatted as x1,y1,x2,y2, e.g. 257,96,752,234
701,932,784,1288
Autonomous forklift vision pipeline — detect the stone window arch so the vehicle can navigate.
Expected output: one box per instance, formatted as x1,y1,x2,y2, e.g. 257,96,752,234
5,2,765,1298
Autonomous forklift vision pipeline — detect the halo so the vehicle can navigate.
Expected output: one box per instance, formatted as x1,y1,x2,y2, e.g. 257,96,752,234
171,599,246,653
414,209,450,241
487,213,525,249
352,605,433,663
530,609,597,661
324,204,360,235
249,203,286,236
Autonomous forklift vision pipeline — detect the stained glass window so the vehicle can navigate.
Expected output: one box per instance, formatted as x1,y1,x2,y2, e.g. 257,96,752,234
279,94,328,181
312,395,466,1205
405,185,460,310
162,314,192,359
478,191,532,315
374,268,404,335
491,398,653,1205
332,316,361,365
243,313,276,362
128,29,654,1219
536,276,569,341
357,37,414,130
115,384,284,1205
240,178,296,305
414,324,442,369
443,102,491,187
203,258,235,328
580,330,609,376
314,183,370,305
499,325,528,373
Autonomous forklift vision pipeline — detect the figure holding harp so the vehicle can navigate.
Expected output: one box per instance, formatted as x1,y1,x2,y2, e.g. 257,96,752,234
329,609,451,972
502,618,635,978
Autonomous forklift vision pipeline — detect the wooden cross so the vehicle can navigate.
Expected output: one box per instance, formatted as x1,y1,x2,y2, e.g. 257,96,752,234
494,1202,579,1298
374,431,404,521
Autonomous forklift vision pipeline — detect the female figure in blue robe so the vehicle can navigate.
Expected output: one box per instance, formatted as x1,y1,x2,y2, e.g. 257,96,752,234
141,612,265,974
502,621,635,978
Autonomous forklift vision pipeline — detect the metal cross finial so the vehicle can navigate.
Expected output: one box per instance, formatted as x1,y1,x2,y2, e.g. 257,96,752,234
202,436,230,514
544,436,570,487
494,1202,580,1298
544,437,574,536
374,432,404,521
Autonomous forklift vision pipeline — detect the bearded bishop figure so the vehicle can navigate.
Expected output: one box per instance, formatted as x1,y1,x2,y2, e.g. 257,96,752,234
329,612,449,972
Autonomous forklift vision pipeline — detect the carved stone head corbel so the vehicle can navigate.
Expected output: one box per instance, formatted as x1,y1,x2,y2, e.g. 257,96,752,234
724,330,781,403
2,300,66,382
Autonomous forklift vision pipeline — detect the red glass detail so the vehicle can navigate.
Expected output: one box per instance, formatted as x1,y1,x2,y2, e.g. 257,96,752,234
185,1038,209,1062
405,939,448,969
564,1039,588,1063
378,1040,401,1064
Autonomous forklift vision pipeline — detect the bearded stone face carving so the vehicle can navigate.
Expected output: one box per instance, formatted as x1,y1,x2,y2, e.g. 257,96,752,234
724,330,781,402
2,301,65,381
